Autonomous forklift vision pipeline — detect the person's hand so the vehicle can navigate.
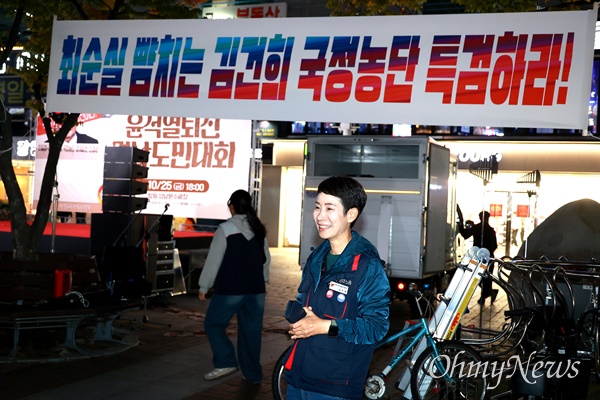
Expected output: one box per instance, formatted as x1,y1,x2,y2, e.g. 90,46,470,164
198,291,206,301
288,307,330,340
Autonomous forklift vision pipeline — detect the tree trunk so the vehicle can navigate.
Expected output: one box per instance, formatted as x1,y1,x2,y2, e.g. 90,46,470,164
0,112,34,259
0,111,79,260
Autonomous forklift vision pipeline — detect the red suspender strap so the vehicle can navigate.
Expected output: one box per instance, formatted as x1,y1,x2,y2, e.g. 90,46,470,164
352,254,361,271
284,341,299,370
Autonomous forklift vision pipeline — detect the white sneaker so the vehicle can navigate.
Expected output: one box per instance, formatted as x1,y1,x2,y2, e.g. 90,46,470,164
204,367,238,381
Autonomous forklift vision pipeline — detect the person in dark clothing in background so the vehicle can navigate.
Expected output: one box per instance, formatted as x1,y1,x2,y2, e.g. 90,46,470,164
283,176,390,400
65,125,99,144
458,209,498,305
198,190,271,383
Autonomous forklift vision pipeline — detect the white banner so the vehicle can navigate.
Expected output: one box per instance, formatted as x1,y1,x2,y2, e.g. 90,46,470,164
46,11,597,129
33,115,252,219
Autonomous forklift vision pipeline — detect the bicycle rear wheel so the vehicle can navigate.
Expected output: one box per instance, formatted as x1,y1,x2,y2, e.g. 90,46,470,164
410,341,488,400
271,345,291,400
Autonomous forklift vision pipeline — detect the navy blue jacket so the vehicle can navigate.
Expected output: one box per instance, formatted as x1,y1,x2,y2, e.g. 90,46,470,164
198,214,270,295
284,231,390,399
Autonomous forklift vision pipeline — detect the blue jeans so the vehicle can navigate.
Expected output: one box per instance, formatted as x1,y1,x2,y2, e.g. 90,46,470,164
287,384,350,400
204,293,265,383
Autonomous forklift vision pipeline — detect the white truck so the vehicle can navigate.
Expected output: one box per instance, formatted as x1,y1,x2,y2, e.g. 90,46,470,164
299,136,458,313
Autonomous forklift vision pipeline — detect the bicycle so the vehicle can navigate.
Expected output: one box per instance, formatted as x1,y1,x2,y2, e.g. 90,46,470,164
271,284,488,400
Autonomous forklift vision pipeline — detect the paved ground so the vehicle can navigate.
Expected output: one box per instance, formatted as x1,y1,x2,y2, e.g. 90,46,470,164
0,247,300,400
1,247,599,399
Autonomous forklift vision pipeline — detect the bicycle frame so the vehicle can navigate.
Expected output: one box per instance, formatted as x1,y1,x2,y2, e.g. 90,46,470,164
375,315,452,384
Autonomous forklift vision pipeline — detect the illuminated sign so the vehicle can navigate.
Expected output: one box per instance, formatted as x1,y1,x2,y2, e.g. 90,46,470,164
516,205,530,217
13,138,35,160
256,120,277,138
0,76,28,108
490,204,503,217
202,2,287,19
457,150,503,163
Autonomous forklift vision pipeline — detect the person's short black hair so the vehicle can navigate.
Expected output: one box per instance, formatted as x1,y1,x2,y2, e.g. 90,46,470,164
317,176,367,228
479,211,491,221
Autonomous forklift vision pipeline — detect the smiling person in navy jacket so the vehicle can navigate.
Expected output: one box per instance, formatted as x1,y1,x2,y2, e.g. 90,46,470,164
283,176,390,400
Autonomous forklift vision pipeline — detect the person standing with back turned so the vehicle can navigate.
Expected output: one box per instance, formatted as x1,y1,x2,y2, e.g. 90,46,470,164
458,209,498,305
198,189,271,384
283,176,391,400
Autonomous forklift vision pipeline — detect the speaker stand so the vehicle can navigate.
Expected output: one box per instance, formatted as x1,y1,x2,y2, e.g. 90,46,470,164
118,292,172,328
139,293,172,327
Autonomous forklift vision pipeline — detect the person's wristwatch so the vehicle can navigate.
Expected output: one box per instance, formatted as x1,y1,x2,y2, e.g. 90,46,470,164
328,320,338,337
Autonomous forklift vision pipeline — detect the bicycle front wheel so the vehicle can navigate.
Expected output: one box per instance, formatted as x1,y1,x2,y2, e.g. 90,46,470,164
271,345,291,400
410,341,488,400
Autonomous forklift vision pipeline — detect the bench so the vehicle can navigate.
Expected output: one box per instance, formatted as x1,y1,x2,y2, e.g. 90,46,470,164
0,252,141,360
0,308,95,358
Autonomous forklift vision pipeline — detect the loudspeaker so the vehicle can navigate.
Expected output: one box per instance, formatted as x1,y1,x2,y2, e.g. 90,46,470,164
103,146,149,213
102,196,148,213
103,245,146,281
156,215,174,241
91,213,159,275
102,245,153,298
155,272,175,291
103,163,148,180
91,213,174,294
103,179,148,196
105,146,149,163
91,213,153,254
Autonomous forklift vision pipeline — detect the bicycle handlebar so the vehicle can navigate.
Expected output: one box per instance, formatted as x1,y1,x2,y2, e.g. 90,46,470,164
408,282,422,299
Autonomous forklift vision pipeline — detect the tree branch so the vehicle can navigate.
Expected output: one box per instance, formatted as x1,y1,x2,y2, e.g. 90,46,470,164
109,0,126,19
0,4,25,66
68,0,90,19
